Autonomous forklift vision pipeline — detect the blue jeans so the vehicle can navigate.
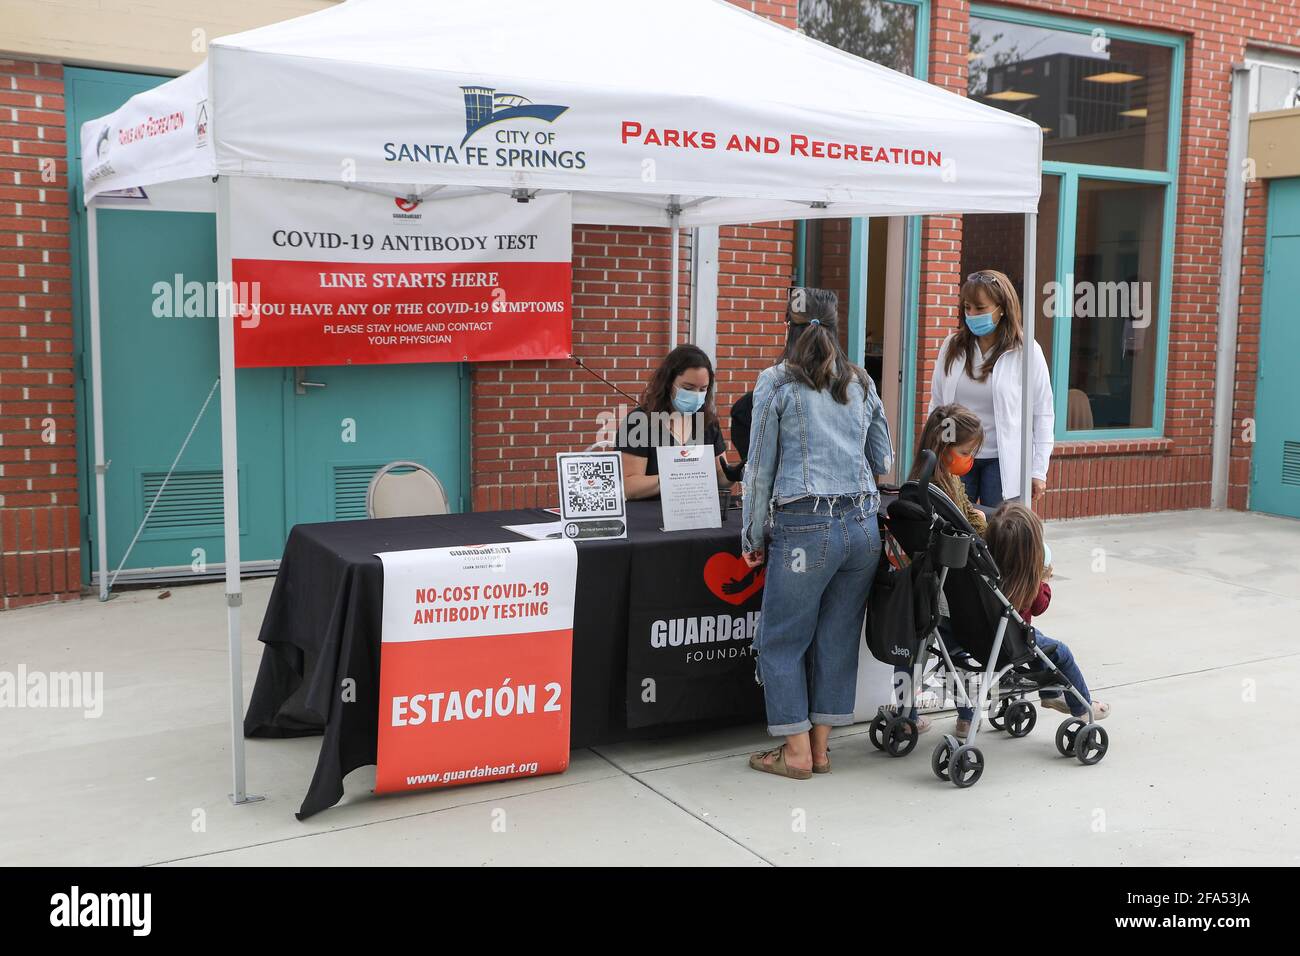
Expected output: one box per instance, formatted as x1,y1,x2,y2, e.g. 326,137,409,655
894,618,975,722
961,457,1004,507
1034,630,1092,717
754,495,881,736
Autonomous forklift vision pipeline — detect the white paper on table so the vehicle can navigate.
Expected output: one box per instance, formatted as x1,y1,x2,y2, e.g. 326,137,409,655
655,444,721,532
502,520,566,540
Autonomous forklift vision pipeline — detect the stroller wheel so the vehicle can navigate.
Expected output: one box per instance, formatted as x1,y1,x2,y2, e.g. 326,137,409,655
1005,701,1037,738
930,735,958,781
884,716,919,757
988,698,1010,731
1074,724,1109,765
1055,718,1086,756
949,745,984,788
868,711,889,751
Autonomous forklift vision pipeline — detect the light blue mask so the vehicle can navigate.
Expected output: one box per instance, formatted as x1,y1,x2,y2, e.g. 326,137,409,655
964,311,998,337
672,388,706,415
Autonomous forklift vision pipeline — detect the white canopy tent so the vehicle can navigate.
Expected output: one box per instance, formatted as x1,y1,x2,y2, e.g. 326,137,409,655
80,0,1042,803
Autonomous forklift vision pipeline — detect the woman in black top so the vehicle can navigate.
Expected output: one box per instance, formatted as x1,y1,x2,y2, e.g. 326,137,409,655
616,344,732,500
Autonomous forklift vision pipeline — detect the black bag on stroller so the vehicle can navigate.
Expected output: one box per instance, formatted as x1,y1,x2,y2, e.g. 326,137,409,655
866,518,931,670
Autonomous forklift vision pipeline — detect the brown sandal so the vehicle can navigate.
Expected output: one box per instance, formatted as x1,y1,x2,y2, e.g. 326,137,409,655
748,744,813,780
812,748,831,774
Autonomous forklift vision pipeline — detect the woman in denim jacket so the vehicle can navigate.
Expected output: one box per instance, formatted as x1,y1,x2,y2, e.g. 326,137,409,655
742,287,893,779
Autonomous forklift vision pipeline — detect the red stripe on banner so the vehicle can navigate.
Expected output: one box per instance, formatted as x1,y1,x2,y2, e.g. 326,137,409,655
230,258,573,367
374,628,573,794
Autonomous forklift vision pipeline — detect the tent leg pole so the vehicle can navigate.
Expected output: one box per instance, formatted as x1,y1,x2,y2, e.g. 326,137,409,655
669,202,680,347
87,205,110,601
1021,213,1037,511
216,176,261,806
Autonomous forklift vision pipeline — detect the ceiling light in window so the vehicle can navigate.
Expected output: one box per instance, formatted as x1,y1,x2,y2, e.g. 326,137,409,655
985,89,1039,102
1084,71,1144,84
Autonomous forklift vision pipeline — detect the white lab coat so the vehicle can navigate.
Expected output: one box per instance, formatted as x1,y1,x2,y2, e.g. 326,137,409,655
928,333,1054,500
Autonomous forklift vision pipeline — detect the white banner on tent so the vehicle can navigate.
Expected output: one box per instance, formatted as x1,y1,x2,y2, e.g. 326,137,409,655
228,178,573,367
80,63,212,202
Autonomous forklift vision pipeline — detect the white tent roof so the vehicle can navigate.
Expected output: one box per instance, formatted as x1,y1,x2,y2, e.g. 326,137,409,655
81,0,1041,224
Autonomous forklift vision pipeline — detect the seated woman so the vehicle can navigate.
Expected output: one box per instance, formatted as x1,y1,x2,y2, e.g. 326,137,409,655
616,343,733,500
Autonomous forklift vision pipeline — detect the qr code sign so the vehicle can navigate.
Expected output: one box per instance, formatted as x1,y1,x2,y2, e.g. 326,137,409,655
562,458,621,517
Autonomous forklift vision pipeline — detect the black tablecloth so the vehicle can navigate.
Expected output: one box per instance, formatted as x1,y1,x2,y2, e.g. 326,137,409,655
244,500,764,818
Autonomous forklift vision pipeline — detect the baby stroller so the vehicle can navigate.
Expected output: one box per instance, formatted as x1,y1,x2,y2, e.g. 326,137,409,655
865,450,1109,788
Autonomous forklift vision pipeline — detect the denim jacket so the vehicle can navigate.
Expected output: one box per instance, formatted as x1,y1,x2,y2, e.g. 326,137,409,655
741,362,894,553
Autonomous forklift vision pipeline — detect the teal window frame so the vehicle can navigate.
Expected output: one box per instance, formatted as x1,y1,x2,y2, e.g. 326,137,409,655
971,4,1185,441
793,0,929,476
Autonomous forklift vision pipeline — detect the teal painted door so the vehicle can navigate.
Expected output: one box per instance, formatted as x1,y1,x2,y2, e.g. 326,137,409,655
285,364,465,522
1253,177,1300,519
68,67,287,576
68,68,468,579
91,209,287,572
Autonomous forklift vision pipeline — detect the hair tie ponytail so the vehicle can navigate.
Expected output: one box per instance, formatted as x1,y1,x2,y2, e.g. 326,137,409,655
809,318,821,327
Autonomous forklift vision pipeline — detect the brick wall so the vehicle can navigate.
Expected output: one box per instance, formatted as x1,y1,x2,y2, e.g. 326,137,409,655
0,58,78,609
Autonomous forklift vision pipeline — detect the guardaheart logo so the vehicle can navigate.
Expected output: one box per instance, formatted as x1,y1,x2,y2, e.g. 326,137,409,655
460,85,568,146
703,551,766,606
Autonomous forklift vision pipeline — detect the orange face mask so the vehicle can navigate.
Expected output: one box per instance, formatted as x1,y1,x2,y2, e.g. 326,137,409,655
944,449,974,476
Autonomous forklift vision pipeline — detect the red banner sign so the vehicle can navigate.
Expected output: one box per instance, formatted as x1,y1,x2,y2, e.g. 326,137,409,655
228,179,573,367
374,540,578,794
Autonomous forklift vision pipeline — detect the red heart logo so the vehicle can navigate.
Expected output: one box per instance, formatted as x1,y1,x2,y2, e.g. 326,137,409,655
703,551,766,606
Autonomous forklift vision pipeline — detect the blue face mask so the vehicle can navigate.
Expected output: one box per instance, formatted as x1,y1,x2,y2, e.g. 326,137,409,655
964,311,998,337
672,387,706,415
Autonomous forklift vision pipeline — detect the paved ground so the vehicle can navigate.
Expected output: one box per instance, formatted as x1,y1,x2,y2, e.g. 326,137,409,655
2,508,1298,866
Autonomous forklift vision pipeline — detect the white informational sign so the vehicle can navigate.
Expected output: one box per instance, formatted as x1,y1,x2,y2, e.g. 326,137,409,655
656,445,721,532
555,451,627,540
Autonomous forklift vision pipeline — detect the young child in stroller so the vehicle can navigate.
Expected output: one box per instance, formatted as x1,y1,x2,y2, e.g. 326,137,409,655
888,405,1108,739
984,502,1110,722
891,404,988,738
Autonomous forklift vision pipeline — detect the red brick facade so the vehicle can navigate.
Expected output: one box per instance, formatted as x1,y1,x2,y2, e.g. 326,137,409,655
0,58,79,610
2,0,1296,607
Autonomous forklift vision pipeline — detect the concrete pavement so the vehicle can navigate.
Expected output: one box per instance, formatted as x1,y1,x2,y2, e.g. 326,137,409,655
2,508,1297,866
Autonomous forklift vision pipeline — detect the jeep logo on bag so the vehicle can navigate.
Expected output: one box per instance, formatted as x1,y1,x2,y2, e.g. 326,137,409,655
891,645,911,659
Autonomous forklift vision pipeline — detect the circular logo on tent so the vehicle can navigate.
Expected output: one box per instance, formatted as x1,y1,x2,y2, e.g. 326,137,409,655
394,197,421,212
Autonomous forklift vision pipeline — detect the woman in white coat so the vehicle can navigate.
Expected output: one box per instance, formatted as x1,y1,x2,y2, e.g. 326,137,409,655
929,269,1054,507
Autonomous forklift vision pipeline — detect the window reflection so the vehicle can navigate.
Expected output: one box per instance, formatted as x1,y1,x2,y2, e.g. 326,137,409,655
970,18,1173,170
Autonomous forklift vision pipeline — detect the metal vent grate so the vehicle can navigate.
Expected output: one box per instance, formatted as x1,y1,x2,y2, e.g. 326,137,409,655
333,464,380,520
1283,441,1300,487
141,470,224,532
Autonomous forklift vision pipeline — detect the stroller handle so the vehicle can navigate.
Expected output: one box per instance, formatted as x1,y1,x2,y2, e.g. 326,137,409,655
915,449,937,517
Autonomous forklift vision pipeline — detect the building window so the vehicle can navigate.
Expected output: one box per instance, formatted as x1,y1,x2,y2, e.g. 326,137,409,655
1245,49,1300,113
970,19,1173,171
964,6,1182,439
1070,179,1164,429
